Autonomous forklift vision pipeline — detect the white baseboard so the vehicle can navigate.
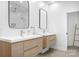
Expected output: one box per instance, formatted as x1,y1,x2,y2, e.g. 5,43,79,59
51,46,67,51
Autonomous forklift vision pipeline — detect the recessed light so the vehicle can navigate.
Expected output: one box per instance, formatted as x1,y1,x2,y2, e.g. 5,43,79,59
20,1,23,3
39,2,45,7
50,3,59,9
39,1,55,7
51,3,59,7
43,1,55,6
31,1,36,3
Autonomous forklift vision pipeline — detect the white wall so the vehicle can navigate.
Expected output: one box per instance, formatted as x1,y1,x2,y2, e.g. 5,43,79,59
0,1,42,37
48,1,79,51
30,2,39,27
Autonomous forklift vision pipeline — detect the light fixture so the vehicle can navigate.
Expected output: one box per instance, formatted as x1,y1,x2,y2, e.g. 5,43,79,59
50,3,59,8
39,1,55,7
10,5,12,7
20,1,23,3
43,1,55,6
39,2,45,7
30,1,36,3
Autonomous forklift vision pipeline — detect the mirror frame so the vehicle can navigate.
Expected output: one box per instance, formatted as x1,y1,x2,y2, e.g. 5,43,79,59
8,1,29,29
39,8,48,30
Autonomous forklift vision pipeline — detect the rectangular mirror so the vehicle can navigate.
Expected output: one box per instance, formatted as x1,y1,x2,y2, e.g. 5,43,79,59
8,1,29,29
39,8,47,30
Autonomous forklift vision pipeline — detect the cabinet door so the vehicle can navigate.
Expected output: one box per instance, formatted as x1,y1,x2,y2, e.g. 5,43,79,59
0,41,3,57
0,41,11,57
11,42,23,57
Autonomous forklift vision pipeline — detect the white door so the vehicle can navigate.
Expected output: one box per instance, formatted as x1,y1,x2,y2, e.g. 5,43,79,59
67,11,79,46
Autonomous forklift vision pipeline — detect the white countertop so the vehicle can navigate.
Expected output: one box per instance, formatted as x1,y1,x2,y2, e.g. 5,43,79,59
0,35,43,43
0,33,55,43
41,33,55,36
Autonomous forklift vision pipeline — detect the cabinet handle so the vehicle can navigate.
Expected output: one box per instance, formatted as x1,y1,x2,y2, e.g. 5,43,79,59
24,45,38,52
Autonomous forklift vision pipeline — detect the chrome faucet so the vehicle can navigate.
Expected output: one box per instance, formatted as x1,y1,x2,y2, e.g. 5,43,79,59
31,27,35,34
40,28,46,33
20,30,25,37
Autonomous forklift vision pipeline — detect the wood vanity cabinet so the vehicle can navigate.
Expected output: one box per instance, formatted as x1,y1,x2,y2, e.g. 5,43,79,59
43,35,56,49
0,35,56,57
24,38,42,57
0,37,43,57
11,37,43,57
0,41,11,57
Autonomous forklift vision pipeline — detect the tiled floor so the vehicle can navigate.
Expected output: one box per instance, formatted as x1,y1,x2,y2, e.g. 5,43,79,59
36,47,79,57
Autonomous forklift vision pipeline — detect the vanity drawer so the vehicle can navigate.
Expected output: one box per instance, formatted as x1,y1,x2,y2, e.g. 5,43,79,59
24,38,42,51
47,35,56,47
43,35,56,48
48,39,56,46
0,41,11,57
24,38,43,57
24,45,40,57
11,42,24,57
47,35,56,41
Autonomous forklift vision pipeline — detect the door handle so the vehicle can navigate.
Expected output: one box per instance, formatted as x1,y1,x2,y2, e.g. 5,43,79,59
66,33,68,35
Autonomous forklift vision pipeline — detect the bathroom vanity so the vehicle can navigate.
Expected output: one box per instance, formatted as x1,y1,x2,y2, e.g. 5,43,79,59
0,35,43,57
0,34,56,57
43,34,56,49
0,1,58,57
